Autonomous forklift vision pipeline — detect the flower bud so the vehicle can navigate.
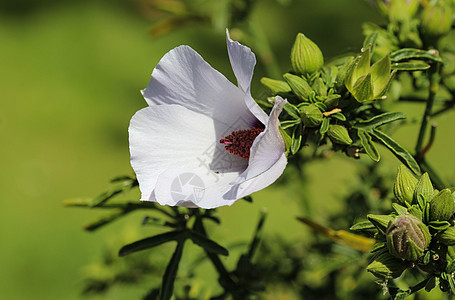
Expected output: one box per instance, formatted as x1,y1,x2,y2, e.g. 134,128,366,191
283,73,313,101
327,125,352,145
429,189,455,222
386,214,431,261
300,104,323,127
437,227,455,246
367,250,407,279
260,77,291,95
290,33,324,76
345,46,393,102
421,1,453,43
413,172,434,208
393,165,418,207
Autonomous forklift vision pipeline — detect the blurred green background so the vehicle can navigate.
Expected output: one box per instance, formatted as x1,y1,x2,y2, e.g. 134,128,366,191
1,0,454,299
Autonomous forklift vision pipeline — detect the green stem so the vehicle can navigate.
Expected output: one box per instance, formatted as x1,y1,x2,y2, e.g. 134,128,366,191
415,63,440,158
193,216,236,289
408,277,431,296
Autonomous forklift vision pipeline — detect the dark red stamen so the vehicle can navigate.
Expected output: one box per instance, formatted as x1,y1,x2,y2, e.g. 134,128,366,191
220,128,264,159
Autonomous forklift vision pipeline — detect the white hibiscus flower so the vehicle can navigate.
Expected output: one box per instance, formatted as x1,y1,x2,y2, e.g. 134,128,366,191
129,30,288,209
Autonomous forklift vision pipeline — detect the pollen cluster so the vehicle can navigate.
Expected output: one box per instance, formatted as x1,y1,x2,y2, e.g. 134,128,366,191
220,128,264,159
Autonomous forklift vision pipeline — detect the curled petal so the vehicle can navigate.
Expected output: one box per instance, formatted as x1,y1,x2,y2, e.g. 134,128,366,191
233,96,287,184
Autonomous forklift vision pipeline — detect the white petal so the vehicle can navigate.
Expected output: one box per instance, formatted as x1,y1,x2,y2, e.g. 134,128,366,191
142,45,258,128
129,105,217,201
234,96,287,184
226,30,269,125
153,167,241,208
236,153,287,199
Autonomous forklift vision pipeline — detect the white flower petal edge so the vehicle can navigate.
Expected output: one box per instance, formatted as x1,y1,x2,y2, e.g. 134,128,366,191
141,45,258,128
226,30,269,125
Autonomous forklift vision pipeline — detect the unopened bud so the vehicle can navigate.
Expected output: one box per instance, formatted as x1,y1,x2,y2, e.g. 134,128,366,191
283,73,313,101
290,33,324,76
393,165,418,207
386,214,431,261
327,125,352,145
429,189,454,222
413,172,434,208
421,1,453,43
300,104,323,127
260,77,291,95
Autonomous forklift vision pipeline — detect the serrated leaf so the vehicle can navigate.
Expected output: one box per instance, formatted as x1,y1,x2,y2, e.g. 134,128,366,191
187,230,228,256
371,129,420,175
391,62,431,71
355,112,406,131
358,129,380,162
119,230,185,257
390,48,443,63
160,240,185,300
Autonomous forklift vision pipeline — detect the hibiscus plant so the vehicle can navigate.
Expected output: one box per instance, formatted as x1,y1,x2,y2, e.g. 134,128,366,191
65,0,455,299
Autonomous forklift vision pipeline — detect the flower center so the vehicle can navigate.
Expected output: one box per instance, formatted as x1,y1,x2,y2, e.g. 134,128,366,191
220,128,264,159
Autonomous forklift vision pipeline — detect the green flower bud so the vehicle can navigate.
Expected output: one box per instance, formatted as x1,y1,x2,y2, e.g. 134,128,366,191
283,73,313,101
367,250,407,279
421,1,453,43
345,46,393,102
429,189,455,222
260,77,291,95
300,104,323,127
377,0,420,22
413,172,434,208
386,215,431,261
327,125,352,145
437,227,455,246
290,33,324,76
393,165,418,207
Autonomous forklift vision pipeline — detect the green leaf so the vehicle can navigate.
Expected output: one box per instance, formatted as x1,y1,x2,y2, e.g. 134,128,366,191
391,62,431,71
280,119,301,130
279,127,292,154
390,48,443,63
428,220,451,231
248,210,267,260
371,129,420,175
367,214,394,235
160,240,185,300
283,103,301,120
187,230,228,256
392,203,408,215
319,118,330,136
320,117,330,135
119,230,185,257
291,122,303,154
355,112,406,131
350,220,375,231
331,112,346,121
358,129,380,162
84,209,128,232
